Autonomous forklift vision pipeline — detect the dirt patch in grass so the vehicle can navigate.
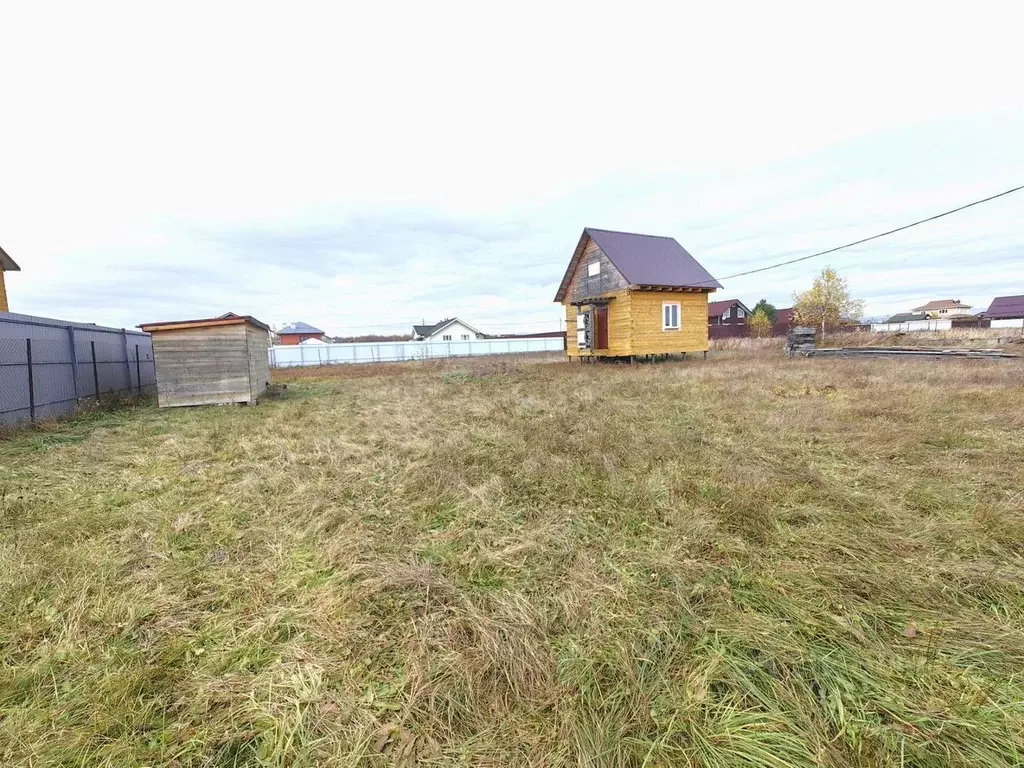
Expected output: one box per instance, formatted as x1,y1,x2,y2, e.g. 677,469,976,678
2,352,1023,766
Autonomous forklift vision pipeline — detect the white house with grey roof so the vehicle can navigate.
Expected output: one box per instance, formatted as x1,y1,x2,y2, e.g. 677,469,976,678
412,318,485,341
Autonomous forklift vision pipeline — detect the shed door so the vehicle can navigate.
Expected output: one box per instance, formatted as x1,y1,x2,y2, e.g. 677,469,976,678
595,305,609,350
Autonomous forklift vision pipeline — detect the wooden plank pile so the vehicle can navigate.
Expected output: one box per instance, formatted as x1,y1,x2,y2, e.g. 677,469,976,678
785,326,1019,360
808,346,1018,360
786,327,817,357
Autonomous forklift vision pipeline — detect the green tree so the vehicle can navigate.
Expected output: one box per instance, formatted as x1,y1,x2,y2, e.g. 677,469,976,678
751,299,778,324
793,267,865,339
749,308,773,338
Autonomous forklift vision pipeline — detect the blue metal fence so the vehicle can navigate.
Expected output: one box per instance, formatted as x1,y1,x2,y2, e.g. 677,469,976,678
0,311,155,425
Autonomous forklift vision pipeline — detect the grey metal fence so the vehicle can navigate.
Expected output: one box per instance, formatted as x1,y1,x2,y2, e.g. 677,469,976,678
0,311,156,426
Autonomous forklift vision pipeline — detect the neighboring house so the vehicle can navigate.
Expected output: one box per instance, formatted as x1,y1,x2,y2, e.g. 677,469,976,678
411,318,485,341
912,299,973,318
0,246,21,313
984,295,1024,329
554,227,721,359
277,321,326,345
776,307,796,327
708,299,750,325
884,312,928,323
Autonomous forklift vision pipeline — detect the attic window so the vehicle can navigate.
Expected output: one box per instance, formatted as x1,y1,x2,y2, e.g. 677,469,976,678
663,302,681,330
588,261,601,277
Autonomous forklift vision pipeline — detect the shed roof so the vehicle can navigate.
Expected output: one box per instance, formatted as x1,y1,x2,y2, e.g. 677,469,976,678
554,228,721,302
912,299,971,311
139,315,270,333
0,245,20,271
984,295,1024,319
278,321,325,335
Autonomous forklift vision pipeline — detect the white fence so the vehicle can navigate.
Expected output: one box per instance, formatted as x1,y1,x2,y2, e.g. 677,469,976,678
270,336,565,367
990,318,1024,330
871,319,953,333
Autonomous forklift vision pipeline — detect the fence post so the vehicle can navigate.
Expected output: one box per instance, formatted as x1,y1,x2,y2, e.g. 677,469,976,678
135,345,142,398
121,329,132,392
26,338,35,423
91,341,100,401
67,325,81,402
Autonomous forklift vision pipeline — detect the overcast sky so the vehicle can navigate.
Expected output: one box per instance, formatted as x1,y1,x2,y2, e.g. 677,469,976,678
2,2,1022,333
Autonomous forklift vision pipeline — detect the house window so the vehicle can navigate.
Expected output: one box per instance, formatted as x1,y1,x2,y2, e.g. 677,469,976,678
663,302,681,330
442,334,452,341
588,261,601,277
461,334,469,340
736,308,745,319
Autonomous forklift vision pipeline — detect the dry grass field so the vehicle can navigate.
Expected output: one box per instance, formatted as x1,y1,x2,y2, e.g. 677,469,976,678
2,349,1023,766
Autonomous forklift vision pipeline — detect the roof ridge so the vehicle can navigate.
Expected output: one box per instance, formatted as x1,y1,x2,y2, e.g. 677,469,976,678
585,227,676,240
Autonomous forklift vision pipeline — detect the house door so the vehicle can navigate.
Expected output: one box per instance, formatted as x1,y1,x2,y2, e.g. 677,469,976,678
595,305,609,350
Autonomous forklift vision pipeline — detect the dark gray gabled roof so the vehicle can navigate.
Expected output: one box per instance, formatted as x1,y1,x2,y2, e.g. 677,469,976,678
0,246,20,271
985,295,1024,319
554,228,721,302
413,321,443,336
278,321,325,335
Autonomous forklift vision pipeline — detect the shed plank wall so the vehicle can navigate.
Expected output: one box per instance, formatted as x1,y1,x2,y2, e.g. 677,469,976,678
629,291,710,354
245,325,271,401
151,324,251,407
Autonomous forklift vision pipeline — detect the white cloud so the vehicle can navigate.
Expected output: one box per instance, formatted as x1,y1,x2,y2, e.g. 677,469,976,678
1,1,1022,331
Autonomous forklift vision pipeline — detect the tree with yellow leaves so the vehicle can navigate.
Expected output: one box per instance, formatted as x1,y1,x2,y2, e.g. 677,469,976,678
793,267,864,340
749,308,773,338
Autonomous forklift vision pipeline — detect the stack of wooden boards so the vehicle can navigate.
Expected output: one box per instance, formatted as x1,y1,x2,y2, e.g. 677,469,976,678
804,346,1018,360
786,326,1019,360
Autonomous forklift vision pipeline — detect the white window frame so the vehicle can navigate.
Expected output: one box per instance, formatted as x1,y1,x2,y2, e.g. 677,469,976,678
588,261,601,277
442,334,452,341
461,334,469,340
663,302,681,331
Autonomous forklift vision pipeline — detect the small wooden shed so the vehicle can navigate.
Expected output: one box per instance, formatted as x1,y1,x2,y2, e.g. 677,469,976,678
138,315,271,407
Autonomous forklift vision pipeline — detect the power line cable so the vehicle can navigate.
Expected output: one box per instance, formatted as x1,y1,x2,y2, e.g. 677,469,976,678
701,183,1024,286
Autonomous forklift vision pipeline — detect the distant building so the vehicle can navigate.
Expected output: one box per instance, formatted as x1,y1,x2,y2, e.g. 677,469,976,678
984,295,1024,330
412,318,485,341
554,227,721,359
776,307,796,327
708,299,750,325
0,245,21,312
277,322,326,345
884,312,928,323
912,299,973,318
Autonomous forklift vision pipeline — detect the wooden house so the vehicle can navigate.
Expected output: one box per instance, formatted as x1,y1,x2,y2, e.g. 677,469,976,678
138,315,271,407
554,228,721,359
0,246,20,313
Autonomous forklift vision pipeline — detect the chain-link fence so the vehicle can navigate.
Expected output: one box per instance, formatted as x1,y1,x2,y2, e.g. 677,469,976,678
0,312,155,426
